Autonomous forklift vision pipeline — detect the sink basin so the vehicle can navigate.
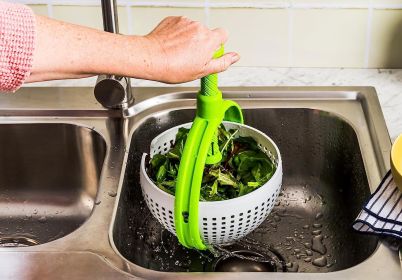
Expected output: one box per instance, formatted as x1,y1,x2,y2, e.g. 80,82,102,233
0,87,398,279
113,108,377,272
0,123,106,246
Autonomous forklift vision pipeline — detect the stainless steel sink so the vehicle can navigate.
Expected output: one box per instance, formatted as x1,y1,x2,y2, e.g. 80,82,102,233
112,108,378,273
0,87,399,279
0,123,106,246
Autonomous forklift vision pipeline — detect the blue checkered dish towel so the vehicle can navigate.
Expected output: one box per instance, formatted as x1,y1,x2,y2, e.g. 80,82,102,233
353,171,402,238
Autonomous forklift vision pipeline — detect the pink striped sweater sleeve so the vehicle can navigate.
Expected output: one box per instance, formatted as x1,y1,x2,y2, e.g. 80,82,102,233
0,1,35,92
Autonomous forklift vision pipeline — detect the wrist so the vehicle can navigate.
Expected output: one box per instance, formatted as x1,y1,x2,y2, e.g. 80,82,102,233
124,35,166,81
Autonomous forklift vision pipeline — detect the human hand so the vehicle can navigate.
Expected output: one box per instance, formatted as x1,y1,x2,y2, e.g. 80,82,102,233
142,16,240,83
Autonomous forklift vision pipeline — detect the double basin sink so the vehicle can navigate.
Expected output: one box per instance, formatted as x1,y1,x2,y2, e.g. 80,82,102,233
0,86,400,279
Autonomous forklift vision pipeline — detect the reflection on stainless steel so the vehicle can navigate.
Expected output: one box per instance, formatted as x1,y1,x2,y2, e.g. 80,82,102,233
101,0,119,34
0,86,399,279
0,236,39,247
213,250,277,272
0,124,106,245
94,0,133,109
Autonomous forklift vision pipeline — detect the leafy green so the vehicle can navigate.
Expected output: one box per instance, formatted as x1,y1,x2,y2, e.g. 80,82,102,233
147,125,276,201
150,154,166,170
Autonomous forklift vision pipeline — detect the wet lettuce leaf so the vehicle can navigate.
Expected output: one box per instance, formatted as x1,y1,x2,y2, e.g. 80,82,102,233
147,125,276,201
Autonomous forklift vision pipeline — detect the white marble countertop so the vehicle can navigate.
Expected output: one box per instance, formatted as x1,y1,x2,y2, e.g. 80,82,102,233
25,67,402,141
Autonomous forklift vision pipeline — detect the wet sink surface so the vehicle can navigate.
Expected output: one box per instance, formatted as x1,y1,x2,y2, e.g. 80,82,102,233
0,123,106,246
113,108,378,273
0,87,397,279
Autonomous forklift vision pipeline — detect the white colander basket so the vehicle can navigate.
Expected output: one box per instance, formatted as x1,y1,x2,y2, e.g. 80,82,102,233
140,121,282,245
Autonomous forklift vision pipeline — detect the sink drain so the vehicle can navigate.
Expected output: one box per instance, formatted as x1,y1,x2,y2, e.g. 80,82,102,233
213,250,285,272
0,236,39,247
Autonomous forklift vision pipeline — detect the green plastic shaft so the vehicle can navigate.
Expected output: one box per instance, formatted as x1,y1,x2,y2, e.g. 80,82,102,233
201,75,221,164
200,74,218,97
200,46,224,164
200,46,224,97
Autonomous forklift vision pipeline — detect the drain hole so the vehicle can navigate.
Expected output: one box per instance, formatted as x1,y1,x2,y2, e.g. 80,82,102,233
0,236,39,247
213,250,277,272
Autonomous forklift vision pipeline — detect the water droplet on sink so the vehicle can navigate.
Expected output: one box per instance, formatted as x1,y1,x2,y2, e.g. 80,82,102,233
313,223,322,228
108,191,117,197
312,256,327,267
302,225,309,229
33,209,38,215
304,257,312,262
311,235,327,255
305,249,313,256
38,216,47,223
315,213,323,220
312,230,322,235
286,262,299,272
95,200,101,205
286,236,294,242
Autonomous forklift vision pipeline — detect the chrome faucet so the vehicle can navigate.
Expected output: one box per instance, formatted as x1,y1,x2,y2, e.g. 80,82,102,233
94,0,134,109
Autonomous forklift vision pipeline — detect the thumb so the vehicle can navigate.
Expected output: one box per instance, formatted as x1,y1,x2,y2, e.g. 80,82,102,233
205,52,240,74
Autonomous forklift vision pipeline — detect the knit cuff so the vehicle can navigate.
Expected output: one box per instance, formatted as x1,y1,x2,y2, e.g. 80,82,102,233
0,2,36,92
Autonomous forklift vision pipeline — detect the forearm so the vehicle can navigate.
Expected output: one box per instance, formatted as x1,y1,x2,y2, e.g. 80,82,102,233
27,15,154,83
28,14,240,85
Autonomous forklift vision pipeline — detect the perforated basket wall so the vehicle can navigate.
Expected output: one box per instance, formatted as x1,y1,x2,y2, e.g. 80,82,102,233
140,122,282,245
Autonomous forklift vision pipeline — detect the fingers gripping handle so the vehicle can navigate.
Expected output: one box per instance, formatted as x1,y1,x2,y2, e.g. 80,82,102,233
200,46,225,97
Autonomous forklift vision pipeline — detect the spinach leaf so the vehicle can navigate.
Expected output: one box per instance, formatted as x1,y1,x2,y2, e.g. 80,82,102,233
233,136,260,151
157,181,175,195
147,125,276,201
209,167,238,187
156,163,167,183
150,154,166,170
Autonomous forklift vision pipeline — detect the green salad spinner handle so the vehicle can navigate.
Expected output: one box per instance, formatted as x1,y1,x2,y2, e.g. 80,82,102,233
174,46,244,250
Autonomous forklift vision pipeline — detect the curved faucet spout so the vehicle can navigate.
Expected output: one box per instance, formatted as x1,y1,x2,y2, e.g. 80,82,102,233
94,0,134,110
